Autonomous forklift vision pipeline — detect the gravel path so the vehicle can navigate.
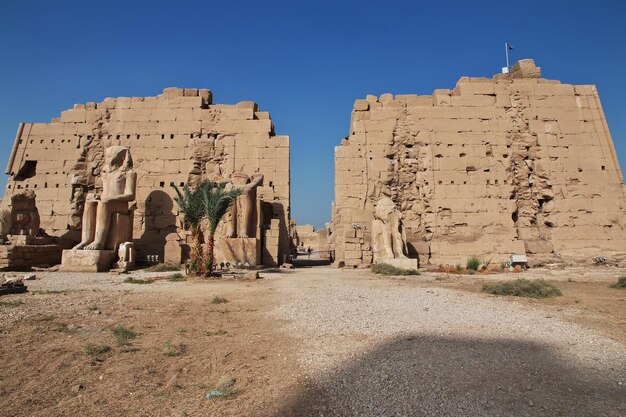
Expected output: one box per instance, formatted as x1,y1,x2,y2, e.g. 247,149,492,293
269,267,626,416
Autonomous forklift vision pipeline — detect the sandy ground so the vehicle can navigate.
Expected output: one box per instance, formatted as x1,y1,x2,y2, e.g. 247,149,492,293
0,265,624,416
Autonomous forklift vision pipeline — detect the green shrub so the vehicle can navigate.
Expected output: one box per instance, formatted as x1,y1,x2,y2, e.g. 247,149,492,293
205,329,227,336
466,256,482,271
145,263,180,272
211,296,229,304
124,277,154,284
163,342,186,357
84,343,111,355
371,263,420,276
482,279,562,298
112,325,138,346
610,276,626,289
168,273,186,282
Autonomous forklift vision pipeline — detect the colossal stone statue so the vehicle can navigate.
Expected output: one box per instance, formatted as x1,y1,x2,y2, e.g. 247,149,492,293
1,190,42,237
371,196,408,261
73,146,136,250
227,173,263,238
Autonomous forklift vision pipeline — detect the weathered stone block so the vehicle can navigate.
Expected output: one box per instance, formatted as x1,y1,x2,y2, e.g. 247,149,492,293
60,250,115,272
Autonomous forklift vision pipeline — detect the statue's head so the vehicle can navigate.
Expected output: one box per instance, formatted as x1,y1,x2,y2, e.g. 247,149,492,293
231,172,250,186
104,146,133,172
374,196,396,220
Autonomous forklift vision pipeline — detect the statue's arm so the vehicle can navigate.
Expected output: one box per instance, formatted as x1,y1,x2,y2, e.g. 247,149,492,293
248,174,264,189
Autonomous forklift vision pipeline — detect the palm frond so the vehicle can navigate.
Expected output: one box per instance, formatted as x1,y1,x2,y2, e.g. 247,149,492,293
171,184,204,229
197,181,242,234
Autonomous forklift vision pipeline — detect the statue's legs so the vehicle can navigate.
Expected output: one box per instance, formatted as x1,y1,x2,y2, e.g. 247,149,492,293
381,227,395,259
72,201,97,250
227,202,237,238
239,196,252,238
391,219,407,258
84,201,112,250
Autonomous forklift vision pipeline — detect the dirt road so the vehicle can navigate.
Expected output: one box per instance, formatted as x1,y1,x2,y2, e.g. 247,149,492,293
1,266,624,416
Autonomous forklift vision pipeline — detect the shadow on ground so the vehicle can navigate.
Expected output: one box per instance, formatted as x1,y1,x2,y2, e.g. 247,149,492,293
292,258,331,268
270,335,625,417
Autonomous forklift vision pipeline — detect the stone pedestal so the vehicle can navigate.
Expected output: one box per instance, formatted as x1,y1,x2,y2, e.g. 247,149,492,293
216,238,261,266
60,250,115,272
376,257,418,270
0,235,63,271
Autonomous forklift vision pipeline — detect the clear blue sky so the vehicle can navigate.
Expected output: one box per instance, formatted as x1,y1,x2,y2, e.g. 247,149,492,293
1,0,625,229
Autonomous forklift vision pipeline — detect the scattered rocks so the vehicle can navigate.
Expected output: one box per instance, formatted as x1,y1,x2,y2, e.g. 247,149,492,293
71,384,84,394
243,271,260,280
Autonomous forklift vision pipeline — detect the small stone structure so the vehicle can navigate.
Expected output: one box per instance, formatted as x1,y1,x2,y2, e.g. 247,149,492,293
2,88,291,269
333,59,626,267
0,190,62,270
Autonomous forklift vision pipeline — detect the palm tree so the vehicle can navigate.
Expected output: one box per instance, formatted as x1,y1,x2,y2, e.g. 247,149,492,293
172,184,206,275
198,181,242,275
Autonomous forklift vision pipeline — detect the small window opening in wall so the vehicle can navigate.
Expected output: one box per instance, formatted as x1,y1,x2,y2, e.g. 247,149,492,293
179,182,184,187
503,153,508,158
463,181,467,185
137,135,140,139
127,135,130,139
51,139,55,143
161,134,165,139
19,140,22,144
486,180,490,185
578,168,583,172
34,184,37,188
17,185,22,189
108,135,112,139
98,134,103,139
170,134,174,139
601,165,606,171
116,135,120,140
438,180,442,185
451,181,455,184
159,181,165,187
30,140,33,144
170,182,175,187
190,134,193,139
40,139,44,144
25,184,29,188
61,139,65,143
44,183,47,188
495,179,499,185
459,152,466,157
56,184,59,188
504,180,508,184
15,160,37,181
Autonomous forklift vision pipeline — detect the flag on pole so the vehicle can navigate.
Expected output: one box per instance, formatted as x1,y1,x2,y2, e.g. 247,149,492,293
507,42,514,50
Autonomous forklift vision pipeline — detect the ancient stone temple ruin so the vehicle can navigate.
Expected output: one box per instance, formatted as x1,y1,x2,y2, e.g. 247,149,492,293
333,59,626,267
2,88,290,269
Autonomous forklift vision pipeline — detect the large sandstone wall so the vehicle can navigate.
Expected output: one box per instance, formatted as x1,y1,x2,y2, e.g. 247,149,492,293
2,88,290,265
334,60,626,267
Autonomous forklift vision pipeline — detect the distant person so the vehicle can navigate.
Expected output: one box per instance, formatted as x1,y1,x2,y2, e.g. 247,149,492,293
307,246,312,258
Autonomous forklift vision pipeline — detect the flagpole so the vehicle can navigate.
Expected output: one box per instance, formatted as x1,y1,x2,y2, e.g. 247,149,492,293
505,42,510,69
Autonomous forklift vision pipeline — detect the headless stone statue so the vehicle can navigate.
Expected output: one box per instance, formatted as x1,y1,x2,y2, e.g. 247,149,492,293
371,196,407,260
73,146,136,250
227,173,263,238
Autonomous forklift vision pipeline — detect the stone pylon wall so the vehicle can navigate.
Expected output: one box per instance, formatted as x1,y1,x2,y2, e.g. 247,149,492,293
334,60,626,267
2,88,290,265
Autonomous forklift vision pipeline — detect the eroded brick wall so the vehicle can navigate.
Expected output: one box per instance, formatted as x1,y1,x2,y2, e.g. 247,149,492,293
334,60,626,267
3,88,290,265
